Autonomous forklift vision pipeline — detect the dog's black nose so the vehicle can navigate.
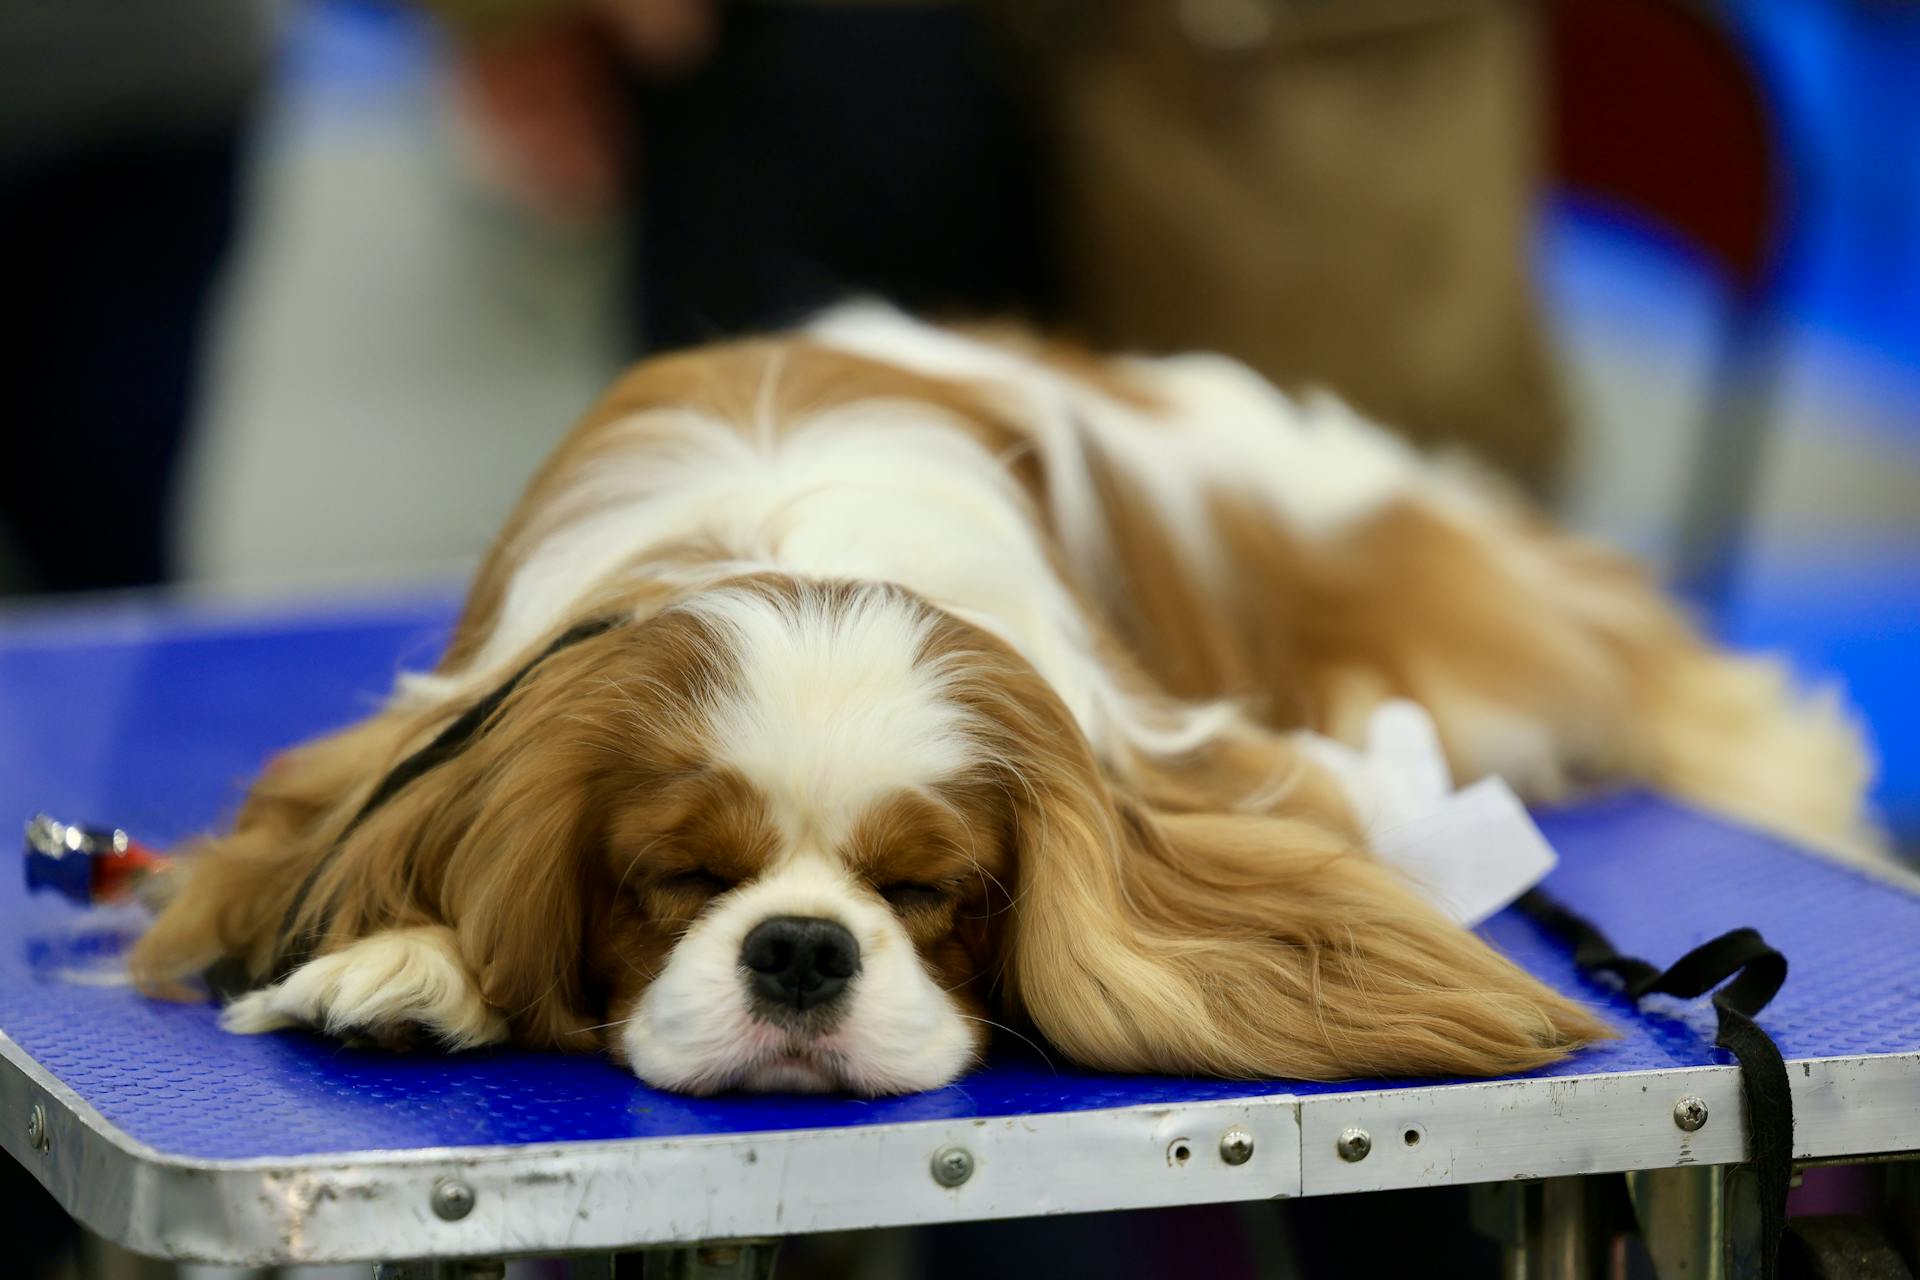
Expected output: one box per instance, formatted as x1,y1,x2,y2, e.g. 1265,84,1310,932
741,916,859,1012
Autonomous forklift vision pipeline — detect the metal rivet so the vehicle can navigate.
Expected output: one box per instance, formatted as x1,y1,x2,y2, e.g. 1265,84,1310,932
1219,1128,1255,1166
1673,1097,1709,1133
931,1145,975,1188
1335,1127,1372,1162
25,1104,47,1153
431,1177,476,1221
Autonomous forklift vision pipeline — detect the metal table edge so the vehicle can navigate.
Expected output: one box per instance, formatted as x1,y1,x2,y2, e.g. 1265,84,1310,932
9,1035,1917,1264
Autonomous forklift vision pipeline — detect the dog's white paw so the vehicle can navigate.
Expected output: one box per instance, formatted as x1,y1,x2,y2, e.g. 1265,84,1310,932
220,925,508,1051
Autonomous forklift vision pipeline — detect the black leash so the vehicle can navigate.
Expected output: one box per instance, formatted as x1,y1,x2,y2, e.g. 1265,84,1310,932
262,615,624,983
1514,888,1794,1280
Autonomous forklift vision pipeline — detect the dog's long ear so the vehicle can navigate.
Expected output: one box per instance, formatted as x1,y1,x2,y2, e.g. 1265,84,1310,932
976,669,1605,1080
134,621,676,1049
371,717,607,1050
273,624,665,1049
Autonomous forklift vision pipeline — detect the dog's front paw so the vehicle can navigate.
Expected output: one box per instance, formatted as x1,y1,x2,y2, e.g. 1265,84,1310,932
220,926,508,1050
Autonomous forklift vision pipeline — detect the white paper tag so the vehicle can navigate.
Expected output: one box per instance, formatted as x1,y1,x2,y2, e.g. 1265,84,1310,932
1368,776,1558,926
1297,700,1557,926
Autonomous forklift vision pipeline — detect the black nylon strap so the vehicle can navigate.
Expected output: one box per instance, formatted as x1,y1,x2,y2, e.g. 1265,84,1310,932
263,615,623,982
1514,888,1794,1280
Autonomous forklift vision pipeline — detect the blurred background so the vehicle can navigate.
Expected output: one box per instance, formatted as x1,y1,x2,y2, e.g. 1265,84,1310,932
3,0,1915,846
2,1,1917,1276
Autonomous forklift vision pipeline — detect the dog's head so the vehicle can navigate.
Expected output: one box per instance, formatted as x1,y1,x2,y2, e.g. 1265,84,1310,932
136,572,1598,1094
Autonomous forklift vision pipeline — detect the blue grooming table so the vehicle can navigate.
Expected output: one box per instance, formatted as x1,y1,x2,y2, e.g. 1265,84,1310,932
0,594,1915,1266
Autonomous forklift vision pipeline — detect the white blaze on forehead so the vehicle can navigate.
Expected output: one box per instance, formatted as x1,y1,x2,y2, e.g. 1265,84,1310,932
682,585,979,844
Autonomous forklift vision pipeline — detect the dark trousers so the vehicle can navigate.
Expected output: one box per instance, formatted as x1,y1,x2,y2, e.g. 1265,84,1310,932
0,127,244,593
630,2,1052,351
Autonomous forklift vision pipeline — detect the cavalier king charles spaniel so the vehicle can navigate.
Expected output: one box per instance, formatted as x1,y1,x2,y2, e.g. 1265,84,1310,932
131,306,1871,1095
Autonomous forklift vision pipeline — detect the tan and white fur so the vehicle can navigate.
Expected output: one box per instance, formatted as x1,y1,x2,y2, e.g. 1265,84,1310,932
132,306,1872,1095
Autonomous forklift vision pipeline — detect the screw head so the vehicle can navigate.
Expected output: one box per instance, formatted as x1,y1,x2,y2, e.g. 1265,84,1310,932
1219,1128,1255,1166
1335,1127,1372,1162
430,1177,476,1221
25,1105,47,1153
1673,1096,1710,1133
931,1145,975,1188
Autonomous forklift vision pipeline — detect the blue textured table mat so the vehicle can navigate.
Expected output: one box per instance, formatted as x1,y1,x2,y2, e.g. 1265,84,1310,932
0,596,1914,1163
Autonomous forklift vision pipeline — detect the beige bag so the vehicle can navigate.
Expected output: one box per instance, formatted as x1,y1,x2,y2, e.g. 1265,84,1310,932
1030,0,1568,491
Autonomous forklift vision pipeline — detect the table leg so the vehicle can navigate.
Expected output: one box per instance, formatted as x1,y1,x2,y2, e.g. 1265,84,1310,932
1626,1164,1764,1280
1472,1177,1617,1279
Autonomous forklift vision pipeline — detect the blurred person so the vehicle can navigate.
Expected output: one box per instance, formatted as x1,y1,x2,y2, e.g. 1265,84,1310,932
443,0,1569,490
0,0,273,594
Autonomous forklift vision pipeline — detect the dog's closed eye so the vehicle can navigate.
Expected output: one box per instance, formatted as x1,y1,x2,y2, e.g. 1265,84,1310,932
658,868,737,901
878,881,954,913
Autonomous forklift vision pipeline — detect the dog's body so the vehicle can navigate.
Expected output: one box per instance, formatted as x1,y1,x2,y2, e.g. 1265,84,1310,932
132,308,1871,1094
